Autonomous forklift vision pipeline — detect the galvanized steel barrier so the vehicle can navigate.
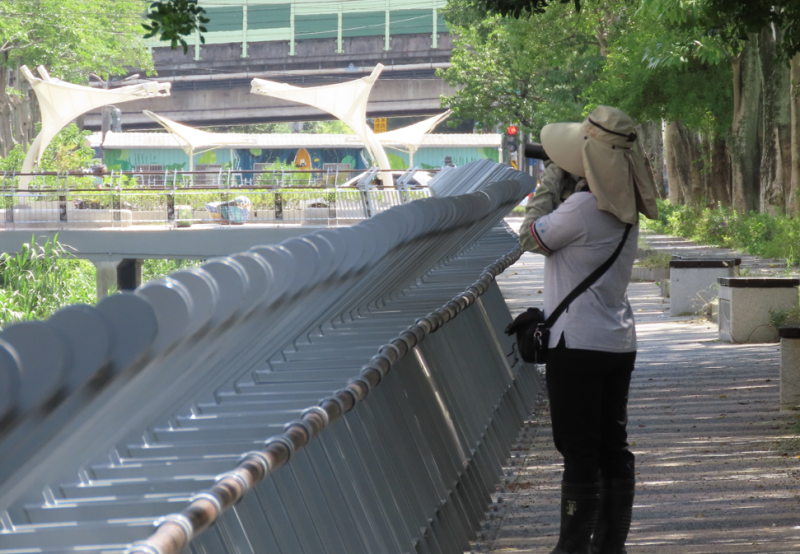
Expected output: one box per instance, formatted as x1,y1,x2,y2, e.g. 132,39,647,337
0,160,538,554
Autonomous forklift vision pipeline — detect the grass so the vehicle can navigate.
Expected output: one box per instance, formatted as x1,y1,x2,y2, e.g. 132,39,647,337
0,236,95,328
142,259,201,282
0,237,203,328
642,199,800,264
635,251,672,269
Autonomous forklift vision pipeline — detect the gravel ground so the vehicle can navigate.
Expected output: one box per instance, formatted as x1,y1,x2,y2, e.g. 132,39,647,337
487,239,800,554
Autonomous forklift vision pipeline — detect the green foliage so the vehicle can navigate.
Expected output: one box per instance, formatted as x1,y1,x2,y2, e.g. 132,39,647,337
205,121,355,134
770,304,800,330
465,0,800,60
0,236,95,328
583,2,733,135
638,0,740,68
0,124,96,186
440,1,606,138
0,144,25,174
143,0,209,54
302,121,354,134
205,123,293,134
459,0,579,19
702,0,800,62
142,259,201,282
0,240,206,328
642,198,800,261
636,251,672,269
441,0,733,140
0,0,153,82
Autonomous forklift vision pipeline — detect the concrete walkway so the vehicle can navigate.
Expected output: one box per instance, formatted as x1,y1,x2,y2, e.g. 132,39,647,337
640,233,791,275
489,248,800,554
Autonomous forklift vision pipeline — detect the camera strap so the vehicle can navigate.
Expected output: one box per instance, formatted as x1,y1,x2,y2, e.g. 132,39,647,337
543,223,633,328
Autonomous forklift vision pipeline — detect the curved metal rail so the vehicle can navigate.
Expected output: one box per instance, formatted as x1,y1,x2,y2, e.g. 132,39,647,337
0,160,537,554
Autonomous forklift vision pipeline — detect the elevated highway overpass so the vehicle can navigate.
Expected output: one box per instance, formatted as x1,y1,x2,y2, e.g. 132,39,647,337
86,0,455,129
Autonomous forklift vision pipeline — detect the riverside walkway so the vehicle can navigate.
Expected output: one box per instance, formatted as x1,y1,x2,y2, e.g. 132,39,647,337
489,232,800,553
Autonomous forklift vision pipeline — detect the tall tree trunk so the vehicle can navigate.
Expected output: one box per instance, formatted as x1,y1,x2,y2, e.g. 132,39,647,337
709,135,732,206
636,120,665,198
19,85,34,147
758,27,792,215
687,129,706,203
0,66,17,158
788,54,800,216
729,38,762,213
665,121,694,204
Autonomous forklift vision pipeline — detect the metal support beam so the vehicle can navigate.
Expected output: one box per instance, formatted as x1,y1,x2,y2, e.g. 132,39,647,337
117,258,143,291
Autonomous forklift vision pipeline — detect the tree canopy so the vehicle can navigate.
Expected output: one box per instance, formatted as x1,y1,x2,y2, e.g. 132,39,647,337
463,0,800,60
439,0,605,139
0,0,154,156
143,0,209,54
0,0,153,81
441,0,734,137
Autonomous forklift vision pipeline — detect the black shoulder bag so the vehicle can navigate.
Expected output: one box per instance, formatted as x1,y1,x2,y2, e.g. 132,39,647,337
505,223,633,364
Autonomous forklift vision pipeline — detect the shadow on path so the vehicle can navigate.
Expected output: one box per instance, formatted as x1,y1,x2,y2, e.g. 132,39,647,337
490,250,800,554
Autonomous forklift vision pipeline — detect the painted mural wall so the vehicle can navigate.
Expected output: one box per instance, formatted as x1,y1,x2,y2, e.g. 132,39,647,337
103,146,499,172
105,148,235,172
387,147,499,170
237,148,366,170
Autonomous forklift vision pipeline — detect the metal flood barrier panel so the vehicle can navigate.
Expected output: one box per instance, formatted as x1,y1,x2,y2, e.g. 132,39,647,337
0,160,539,554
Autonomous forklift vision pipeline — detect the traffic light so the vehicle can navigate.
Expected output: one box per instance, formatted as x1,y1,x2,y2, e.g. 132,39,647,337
505,125,519,152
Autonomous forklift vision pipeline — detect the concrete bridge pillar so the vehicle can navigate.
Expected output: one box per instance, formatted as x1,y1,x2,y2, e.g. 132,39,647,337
117,259,143,291
92,258,143,300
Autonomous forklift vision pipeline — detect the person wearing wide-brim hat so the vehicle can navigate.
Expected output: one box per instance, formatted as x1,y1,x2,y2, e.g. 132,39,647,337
519,106,659,554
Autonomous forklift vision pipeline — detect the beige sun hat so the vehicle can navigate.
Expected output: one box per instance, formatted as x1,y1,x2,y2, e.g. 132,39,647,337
540,105,659,224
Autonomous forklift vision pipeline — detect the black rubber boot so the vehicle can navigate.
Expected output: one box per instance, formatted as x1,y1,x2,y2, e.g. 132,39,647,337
549,481,601,554
590,479,635,554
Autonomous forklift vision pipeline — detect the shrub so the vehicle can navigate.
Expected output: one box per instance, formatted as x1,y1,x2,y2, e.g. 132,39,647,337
642,199,800,264
142,259,201,282
636,251,672,269
0,236,95,328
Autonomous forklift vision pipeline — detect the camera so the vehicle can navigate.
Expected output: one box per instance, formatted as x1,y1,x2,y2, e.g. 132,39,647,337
525,142,549,161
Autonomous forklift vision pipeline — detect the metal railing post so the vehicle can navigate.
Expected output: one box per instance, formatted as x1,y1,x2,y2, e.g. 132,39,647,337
356,167,378,218
167,171,176,226
3,172,13,226
275,180,283,221
58,172,67,224
328,186,337,223
113,172,122,225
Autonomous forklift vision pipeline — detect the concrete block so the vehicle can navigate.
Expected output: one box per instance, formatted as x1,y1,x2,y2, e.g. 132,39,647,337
718,278,800,343
670,261,737,316
779,326,800,410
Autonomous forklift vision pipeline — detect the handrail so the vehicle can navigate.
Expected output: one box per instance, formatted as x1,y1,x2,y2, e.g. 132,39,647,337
0,159,537,554
127,245,524,554
5,169,442,177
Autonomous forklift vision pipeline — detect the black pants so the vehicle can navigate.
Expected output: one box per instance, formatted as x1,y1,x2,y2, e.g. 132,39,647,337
546,337,637,484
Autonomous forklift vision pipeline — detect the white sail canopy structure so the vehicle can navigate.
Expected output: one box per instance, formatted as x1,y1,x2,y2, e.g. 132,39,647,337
20,66,171,182
144,110,256,170
377,110,452,165
250,65,391,174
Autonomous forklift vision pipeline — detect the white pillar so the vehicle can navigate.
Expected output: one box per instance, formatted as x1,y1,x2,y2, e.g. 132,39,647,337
94,261,120,301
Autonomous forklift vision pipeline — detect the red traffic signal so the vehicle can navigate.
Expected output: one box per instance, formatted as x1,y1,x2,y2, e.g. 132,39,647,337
506,125,519,136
